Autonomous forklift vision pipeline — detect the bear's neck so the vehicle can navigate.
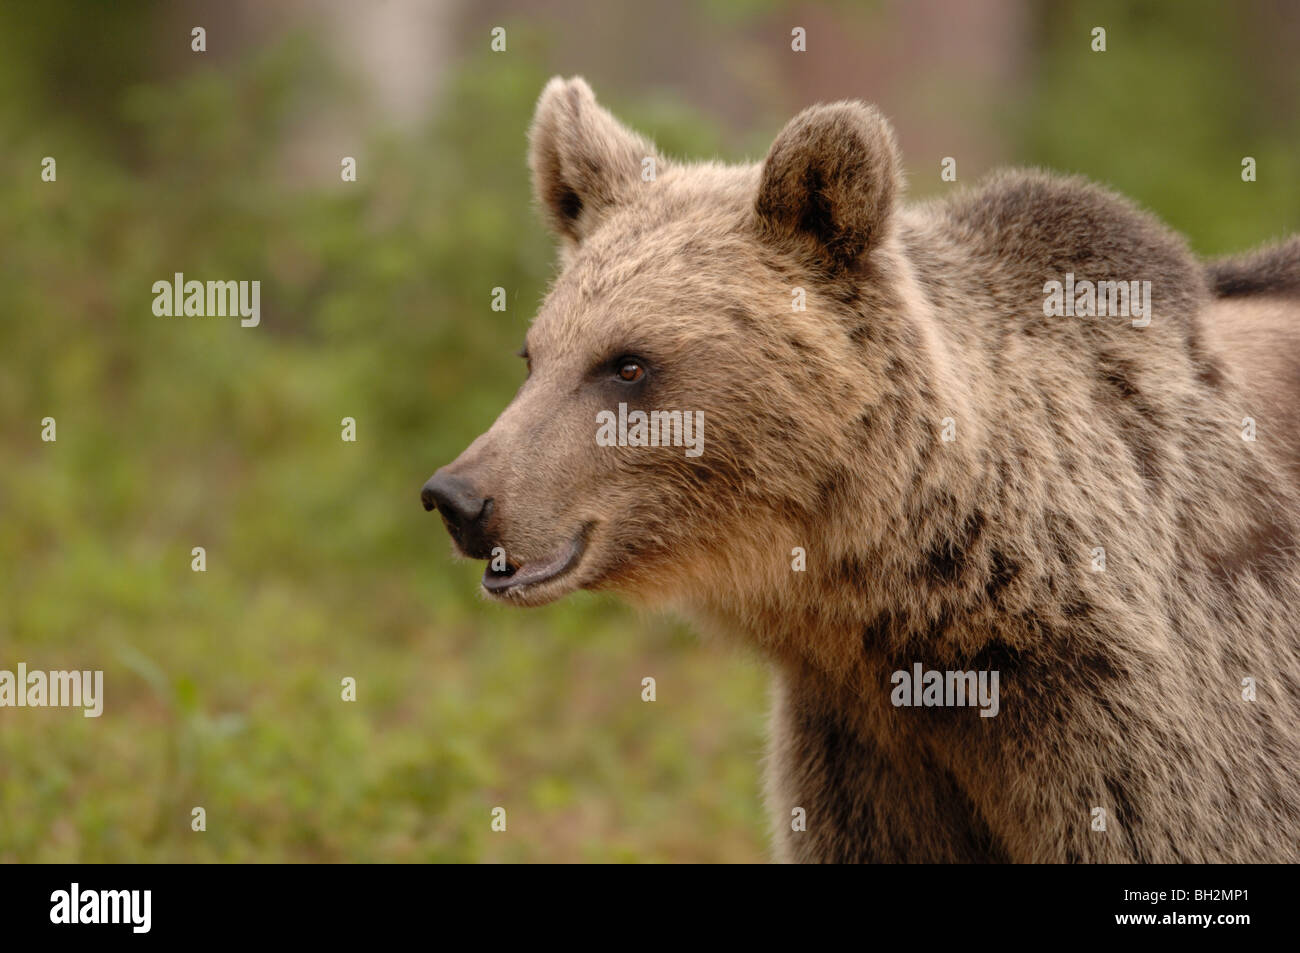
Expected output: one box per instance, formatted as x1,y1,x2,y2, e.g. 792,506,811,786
691,214,1100,688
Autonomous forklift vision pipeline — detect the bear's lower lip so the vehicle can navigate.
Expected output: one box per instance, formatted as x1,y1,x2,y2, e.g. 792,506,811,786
481,524,591,594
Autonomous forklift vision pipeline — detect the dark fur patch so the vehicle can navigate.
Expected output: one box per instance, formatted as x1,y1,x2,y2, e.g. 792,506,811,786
1203,514,1295,597
922,511,987,585
555,186,583,224
835,551,869,587
1044,511,1083,568
1193,357,1226,390
1100,364,1139,400
1209,236,1300,298
725,306,756,331
1061,600,1093,620
984,550,1021,603
1102,772,1148,862
1096,362,1164,490
969,637,1025,675
1072,643,1121,683
1185,325,1227,390
798,167,835,248
861,609,894,649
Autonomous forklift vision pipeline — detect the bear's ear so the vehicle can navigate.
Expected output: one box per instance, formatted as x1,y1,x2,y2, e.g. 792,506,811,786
529,77,660,244
755,102,901,271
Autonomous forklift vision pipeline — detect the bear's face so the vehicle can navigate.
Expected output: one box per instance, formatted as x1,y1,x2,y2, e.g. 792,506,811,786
422,78,905,608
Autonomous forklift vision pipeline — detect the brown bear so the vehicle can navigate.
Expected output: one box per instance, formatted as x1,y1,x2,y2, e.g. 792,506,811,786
421,76,1300,862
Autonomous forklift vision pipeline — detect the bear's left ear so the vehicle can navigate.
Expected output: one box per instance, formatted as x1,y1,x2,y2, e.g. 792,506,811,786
529,77,661,245
755,102,901,271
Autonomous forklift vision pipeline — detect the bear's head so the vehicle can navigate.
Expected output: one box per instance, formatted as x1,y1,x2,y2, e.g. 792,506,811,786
422,77,921,610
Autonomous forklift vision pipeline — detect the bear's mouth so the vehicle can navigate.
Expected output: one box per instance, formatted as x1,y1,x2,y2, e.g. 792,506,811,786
481,523,593,597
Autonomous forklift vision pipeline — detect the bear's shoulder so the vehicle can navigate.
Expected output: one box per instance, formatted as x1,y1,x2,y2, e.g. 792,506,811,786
911,169,1207,309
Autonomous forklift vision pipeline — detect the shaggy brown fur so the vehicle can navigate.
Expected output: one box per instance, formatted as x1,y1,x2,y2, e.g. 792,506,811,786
423,77,1300,862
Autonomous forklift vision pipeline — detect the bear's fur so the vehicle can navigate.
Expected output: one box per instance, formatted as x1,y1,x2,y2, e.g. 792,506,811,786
424,77,1300,862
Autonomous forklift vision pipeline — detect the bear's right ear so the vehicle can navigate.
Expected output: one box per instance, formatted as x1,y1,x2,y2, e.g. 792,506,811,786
529,77,659,244
755,102,901,272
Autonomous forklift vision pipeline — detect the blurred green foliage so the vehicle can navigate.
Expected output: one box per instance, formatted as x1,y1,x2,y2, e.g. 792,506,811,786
0,22,769,862
0,1,1295,862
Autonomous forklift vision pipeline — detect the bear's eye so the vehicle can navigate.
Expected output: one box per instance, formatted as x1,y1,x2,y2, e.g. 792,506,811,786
617,360,645,383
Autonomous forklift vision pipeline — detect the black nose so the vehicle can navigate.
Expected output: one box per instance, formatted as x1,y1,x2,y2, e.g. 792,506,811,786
421,471,489,537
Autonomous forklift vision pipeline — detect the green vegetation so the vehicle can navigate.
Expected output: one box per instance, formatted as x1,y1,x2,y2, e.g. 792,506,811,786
0,34,770,863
